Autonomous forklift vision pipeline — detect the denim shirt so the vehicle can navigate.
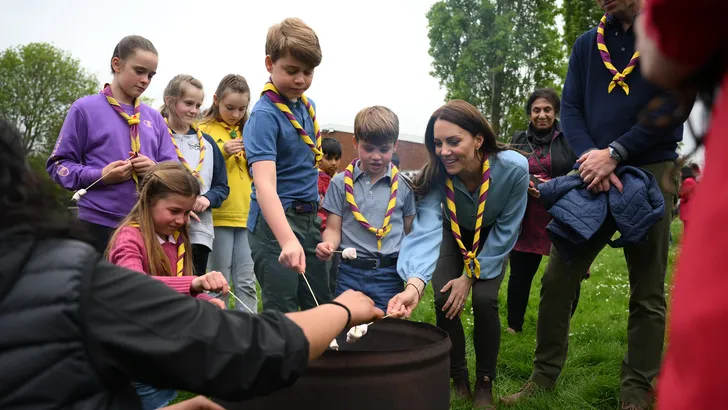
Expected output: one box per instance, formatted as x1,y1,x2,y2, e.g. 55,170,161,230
397,149,529,282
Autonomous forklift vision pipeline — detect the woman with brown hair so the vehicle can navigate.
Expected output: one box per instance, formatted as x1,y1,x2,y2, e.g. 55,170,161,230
387,100,529,408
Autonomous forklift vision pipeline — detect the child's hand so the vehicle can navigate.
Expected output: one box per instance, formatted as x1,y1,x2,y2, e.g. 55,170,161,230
315,241,335,261
188,211,202,224
279,240,306,274
101,160,133,184
207,298,226,309
191,271,229,294
130,153,156,177
193,196,211,213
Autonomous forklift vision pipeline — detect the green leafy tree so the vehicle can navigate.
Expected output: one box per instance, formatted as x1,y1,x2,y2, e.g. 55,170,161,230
0,42,98,209
427,0,565,141
0,42,98,156
562,0,603,52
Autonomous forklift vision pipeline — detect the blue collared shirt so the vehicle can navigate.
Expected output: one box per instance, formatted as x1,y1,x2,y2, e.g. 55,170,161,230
244,94,320,232
397,149,529,283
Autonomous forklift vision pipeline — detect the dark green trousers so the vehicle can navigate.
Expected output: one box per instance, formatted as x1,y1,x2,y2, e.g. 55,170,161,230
249,207,332,313
529,161,677,406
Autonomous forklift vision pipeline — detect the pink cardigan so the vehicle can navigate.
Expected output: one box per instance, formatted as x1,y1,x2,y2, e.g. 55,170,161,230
108,226,211,300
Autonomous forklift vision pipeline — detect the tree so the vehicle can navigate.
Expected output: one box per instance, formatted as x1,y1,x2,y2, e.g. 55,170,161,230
562,0,603,52
0,42,98,156
427,0,565,141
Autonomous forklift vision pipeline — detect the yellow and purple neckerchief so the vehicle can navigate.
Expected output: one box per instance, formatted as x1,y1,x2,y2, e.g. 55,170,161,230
165,119,206,185
343,159,399,250
596,13,640,95
260,81,322,168
102,84,141,186
444,157,491,279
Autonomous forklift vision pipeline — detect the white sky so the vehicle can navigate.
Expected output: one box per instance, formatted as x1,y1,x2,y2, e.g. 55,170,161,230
1,0,704,162
1,0,446,140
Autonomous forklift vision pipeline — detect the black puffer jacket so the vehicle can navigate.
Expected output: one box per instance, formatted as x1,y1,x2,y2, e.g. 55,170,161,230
510,121,577,179
0,226,309,409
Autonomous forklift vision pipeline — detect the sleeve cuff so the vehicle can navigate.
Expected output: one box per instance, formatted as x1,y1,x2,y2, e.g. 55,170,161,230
609,141,629,162
246,154,277,164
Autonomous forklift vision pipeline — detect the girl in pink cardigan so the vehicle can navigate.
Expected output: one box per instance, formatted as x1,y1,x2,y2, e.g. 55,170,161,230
106,161,228,409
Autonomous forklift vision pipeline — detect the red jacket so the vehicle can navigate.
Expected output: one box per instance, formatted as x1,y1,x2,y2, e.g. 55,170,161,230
643,0,728,408
318,171,332,232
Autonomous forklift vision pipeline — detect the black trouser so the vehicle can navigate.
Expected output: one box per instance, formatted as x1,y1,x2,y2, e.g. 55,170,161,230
432,225,503,381
507,250,582,332
192,244,211,276
82,220,116,254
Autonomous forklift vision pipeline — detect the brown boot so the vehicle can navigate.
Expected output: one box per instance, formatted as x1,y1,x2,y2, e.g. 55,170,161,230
451,374,471,400
500,380,542,406
472,376,495,409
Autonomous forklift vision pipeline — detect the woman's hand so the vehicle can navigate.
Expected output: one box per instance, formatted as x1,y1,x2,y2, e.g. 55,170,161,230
387,284,422,319
440,275,473,320
528,180,540,198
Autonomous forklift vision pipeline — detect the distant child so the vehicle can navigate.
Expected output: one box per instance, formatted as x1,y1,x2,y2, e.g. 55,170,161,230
318,137,342,232
106,162,228,409
46,35,177,253
244,18,331,312
199,74,257,312
318,137,342,295
160,74,229,276
315,106,416,310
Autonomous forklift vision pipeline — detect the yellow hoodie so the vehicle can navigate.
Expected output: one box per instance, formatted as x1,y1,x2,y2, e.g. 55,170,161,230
199,120,252,228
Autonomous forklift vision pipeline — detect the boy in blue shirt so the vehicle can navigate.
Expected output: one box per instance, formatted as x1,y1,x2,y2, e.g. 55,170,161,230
316,106,416,311
244,17,331,313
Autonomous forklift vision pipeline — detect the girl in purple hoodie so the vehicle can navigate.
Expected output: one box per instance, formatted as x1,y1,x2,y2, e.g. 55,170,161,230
47,35,177,252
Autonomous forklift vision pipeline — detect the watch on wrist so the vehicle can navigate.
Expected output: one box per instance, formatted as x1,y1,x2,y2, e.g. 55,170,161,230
608,146,622,162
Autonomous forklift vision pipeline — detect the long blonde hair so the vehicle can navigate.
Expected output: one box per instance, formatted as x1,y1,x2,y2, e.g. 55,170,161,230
106,162,200,276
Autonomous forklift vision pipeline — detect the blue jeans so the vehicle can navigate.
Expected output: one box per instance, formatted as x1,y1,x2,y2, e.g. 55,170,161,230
133,382,177,410
335,262,402,311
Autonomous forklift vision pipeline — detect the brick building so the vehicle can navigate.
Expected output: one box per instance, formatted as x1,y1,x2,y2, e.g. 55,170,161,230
320,124,428,178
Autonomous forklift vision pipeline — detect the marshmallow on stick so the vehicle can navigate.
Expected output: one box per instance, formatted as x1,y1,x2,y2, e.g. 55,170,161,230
341,247,357,260
72,188,87,202
346,324,369,343
329,338,340,351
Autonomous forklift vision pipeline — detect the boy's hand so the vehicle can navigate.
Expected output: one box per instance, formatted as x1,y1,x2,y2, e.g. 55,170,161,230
316,241,335,261
280,240,306,274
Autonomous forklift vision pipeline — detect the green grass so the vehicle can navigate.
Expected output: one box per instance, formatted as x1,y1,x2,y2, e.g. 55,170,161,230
175,221,683,409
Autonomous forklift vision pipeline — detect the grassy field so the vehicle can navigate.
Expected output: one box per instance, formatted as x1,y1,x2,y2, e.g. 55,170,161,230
175,221,683,409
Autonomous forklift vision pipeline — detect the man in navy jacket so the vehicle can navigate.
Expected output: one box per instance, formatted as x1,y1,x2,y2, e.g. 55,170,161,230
502,1,686,409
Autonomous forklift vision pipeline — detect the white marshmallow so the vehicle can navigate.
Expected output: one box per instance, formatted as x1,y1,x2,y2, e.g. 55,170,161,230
346,324,368,343
329,338,339,351
72,189,87,202
341,247,357,260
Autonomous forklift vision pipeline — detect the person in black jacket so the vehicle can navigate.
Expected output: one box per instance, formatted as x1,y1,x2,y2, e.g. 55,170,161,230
0,118,384,410
507,88,587,333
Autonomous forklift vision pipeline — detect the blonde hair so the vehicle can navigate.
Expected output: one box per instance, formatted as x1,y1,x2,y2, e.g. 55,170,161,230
201,74,250,129
159,74,204,123
266,17,322,67
106,162,200,277
354,106,399,146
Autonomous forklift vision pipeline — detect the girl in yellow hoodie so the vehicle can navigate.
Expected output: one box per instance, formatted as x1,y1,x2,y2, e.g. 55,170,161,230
199,74,257,312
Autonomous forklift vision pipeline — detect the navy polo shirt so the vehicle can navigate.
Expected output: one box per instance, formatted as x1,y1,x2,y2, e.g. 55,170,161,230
243,94,320,232
561,14,683,166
